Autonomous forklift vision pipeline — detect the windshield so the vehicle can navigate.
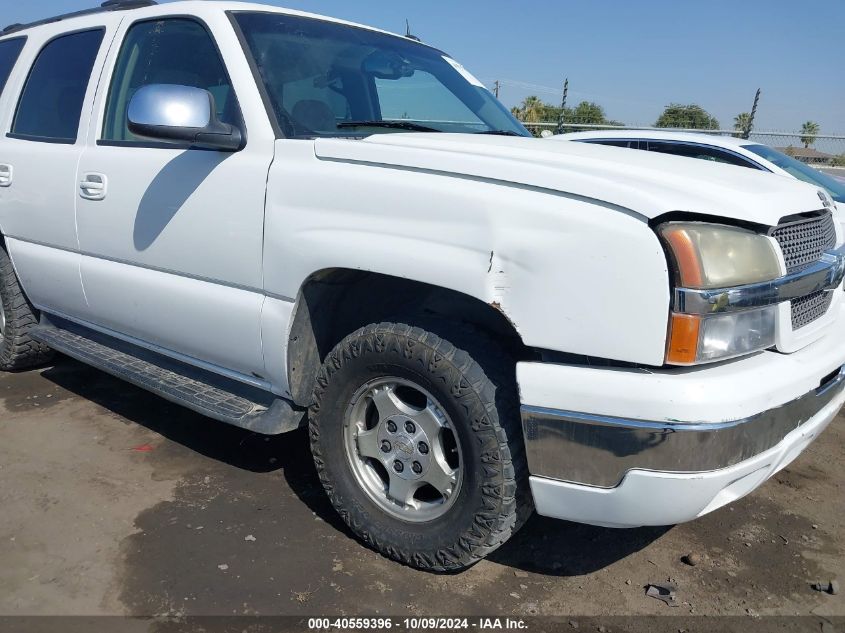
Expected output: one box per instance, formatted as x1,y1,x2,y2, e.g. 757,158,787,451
744,144,845,203
231,12,529,139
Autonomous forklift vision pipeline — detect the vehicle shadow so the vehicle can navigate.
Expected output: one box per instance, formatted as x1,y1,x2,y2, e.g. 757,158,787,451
487,515,670,576
133,150,229,250
40,356,668,576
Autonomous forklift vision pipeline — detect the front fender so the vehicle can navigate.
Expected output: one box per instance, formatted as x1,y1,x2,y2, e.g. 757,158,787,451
264,141,671,366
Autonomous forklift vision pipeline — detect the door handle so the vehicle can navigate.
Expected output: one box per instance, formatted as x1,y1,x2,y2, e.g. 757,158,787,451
0,164,12,187
80,172,107,201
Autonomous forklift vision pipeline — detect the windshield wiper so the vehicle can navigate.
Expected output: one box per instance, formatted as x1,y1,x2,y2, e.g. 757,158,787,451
475,130,524,136
336,120,441,133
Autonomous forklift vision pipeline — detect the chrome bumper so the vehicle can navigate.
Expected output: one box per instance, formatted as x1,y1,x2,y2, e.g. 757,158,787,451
521,364,845,488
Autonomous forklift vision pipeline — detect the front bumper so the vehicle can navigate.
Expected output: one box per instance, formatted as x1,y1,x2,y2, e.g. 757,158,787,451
518,304,845,527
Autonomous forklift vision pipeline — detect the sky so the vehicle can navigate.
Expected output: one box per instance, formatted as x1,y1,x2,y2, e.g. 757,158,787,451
5,0,844,134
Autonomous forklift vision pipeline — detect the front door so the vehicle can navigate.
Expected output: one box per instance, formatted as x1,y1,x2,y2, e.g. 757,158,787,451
75,15,276,381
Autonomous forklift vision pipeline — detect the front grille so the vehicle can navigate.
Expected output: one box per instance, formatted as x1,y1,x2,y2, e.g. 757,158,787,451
791,290,834,330
770,212,836,273
770,212,837,330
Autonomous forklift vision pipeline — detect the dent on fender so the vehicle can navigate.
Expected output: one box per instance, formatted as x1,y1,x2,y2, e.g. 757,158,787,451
487,250,519,333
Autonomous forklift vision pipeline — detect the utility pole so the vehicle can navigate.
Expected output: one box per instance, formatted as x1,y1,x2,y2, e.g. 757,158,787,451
745,88,761,140
556,78,568,135
493,80,500,99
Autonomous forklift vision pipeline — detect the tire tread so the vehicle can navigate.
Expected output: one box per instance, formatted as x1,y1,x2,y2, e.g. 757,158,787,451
0,244,53,371
309,320,531,572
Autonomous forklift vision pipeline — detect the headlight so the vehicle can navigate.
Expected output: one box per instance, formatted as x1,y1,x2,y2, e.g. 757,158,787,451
667,307,777,364
659,222,782,365
659,222,781,288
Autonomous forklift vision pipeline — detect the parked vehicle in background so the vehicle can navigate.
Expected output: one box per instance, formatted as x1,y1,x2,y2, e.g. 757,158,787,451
2,1,845,572
553,130,845,216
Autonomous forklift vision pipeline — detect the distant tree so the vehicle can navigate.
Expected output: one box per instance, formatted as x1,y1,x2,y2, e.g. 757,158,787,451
655,104,720,130
783,145,797,157
512,96,547,124
800,121,820,148
832,154,845,167
570,101,606,124
512,97,621,136
511,96,559,136
733,112,751,136
562,101,623,129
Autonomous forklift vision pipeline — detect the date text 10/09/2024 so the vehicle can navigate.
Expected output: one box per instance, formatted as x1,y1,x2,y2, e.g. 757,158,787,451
308,618,529,630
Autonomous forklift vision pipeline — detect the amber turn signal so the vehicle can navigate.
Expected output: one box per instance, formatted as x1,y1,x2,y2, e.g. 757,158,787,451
661,227,704,288
666,313,701,365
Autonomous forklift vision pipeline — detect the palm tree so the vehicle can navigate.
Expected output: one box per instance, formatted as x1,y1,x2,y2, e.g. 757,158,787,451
514,96,546,124
733,112,751,137
800,121,820,148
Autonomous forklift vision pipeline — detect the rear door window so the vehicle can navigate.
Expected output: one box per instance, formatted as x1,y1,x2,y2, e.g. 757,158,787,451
645,141,758,168
584,139,640,149
11,29,105,143
0,37,26,97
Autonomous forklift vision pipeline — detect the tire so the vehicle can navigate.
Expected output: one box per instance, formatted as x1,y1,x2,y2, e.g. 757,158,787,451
309,321,531,571
0,243,53,371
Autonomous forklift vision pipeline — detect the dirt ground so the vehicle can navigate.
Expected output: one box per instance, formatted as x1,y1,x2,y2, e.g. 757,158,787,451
0,357,843,631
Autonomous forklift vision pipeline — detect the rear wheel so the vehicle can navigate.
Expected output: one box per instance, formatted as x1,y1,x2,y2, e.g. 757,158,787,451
309,321,531,571
0,244,53,371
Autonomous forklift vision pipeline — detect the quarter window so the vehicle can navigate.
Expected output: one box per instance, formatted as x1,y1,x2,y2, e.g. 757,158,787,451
11,29,105,143
102,18,239,143
0,37,26,98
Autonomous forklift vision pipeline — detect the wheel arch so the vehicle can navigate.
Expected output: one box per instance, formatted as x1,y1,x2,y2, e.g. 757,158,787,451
285,268,529,407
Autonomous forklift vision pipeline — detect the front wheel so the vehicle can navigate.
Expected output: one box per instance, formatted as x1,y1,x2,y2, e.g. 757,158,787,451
309,322,531,571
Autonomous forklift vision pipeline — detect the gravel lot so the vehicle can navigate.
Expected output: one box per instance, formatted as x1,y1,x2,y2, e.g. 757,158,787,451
1,357,843,629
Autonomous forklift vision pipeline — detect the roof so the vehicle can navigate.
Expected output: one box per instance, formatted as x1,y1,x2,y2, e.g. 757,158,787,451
1,1,413,43
1,0,157,36
775,146,833,159
555,129,757,149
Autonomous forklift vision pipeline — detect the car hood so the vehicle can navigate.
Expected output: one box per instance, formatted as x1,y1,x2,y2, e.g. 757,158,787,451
314,133,825,226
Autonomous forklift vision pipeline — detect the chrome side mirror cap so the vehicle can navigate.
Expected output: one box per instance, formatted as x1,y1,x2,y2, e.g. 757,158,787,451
127,84,243,151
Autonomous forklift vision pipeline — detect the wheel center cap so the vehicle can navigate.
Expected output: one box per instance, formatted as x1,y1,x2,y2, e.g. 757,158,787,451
394,435,414,457
377,418,431,481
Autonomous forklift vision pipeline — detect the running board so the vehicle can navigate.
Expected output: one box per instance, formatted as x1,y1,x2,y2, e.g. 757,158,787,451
30,317,306,435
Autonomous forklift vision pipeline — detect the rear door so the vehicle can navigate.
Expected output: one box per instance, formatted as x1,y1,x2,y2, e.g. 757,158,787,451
75,11,277,381
0,20,116,318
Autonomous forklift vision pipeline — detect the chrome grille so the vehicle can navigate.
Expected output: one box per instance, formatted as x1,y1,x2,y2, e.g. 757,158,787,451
770,212,836,273
771,212,837,330
791,290,834,330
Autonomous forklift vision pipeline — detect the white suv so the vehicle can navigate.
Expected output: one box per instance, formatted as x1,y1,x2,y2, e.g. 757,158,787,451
1,1,844,572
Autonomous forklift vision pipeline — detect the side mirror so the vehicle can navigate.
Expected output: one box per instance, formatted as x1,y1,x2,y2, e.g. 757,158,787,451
127,84,243,151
